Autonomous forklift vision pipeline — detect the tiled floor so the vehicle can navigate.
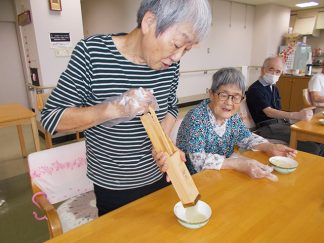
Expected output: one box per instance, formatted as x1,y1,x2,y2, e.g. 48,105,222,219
0,105,196,243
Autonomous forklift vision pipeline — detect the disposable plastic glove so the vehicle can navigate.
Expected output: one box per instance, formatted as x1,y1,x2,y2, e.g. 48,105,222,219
102,87,159,127
238,158,278,182
264,143,297,158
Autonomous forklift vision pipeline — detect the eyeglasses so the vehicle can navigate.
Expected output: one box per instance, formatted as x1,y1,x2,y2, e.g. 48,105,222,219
216,92,244,104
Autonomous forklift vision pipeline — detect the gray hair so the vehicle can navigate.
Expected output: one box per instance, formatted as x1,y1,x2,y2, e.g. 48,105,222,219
137,0,212,41
262,56,285,68
210,68,246,94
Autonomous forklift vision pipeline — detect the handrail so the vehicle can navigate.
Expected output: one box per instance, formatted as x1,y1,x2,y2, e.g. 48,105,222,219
180,66,261,75
180,68,220,75
25,66,263,89
26,83,55,91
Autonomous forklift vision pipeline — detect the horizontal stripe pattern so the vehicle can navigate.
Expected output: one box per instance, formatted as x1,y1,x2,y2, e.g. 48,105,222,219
41,34,179,189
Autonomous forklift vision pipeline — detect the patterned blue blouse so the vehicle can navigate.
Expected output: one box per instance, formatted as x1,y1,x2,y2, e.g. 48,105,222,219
176,99,267,174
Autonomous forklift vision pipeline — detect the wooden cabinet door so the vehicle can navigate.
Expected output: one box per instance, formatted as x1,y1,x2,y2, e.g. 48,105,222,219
277,76,293,111
289,76,310,111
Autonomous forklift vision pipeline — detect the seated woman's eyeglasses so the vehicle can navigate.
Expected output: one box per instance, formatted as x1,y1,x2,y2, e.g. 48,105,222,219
216,92,244,104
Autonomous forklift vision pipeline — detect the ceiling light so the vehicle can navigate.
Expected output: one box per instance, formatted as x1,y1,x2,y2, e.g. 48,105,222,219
296,2,319,8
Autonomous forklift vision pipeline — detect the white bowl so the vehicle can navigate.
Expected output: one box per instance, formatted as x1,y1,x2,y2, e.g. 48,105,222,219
174,200,212,229
269,156,299,174
319,118,324,126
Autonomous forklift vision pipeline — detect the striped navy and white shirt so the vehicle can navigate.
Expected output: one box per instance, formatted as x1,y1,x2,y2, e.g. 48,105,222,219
41,34,179,190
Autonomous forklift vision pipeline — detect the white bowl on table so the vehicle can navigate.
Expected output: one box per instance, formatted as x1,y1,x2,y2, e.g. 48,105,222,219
269,156,299,174
173,200,212,229
319,118,324,126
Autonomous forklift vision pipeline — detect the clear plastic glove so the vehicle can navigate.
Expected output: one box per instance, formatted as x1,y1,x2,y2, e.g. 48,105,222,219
237,158,278,182
290,108,313,121
264,143,297,158
102,87,159,127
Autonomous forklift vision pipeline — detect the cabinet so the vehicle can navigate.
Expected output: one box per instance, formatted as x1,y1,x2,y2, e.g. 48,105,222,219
316,12,324,29
276,75,310,112
294,16,320,37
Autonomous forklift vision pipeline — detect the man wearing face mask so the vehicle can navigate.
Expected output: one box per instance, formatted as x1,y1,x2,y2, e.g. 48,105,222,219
246,56,324,156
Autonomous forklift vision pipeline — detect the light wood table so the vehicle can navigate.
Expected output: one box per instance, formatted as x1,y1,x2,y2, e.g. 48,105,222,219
0,103,40,157
290,112,324,149
46,151,324,243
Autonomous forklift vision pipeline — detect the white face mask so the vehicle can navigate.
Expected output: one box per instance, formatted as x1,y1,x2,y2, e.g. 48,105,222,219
262,73,280,85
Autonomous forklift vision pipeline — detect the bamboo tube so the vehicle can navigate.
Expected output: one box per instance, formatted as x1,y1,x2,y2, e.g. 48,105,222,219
140,115,164,152
147,115,168,153
148,107,173,155
166,136,177,154
141,108,200,206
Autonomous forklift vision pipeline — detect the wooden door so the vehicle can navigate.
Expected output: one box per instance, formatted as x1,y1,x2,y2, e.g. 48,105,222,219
290,76,310,112
276,76,293,111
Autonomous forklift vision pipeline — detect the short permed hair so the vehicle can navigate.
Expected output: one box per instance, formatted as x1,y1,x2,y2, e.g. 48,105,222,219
137,0,212,41
210,68,246,95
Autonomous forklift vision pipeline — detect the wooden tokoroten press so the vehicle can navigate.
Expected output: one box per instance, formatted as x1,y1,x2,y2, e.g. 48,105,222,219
141,107,200,207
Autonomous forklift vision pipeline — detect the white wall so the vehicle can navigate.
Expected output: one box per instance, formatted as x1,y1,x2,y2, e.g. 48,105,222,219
82,0,141,36
81,0,258,100
28,0,84,87
0,0,293,106
81,0,255,70
179,1,255,70
251,4,290,66
12,0,84,110
178,0,256,98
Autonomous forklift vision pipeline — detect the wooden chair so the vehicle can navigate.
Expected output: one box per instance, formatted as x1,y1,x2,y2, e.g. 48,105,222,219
239,100,288,145
239,99,256,131
302,88,324,109
28,141,97,238
35,90,81,148
169,118,183,144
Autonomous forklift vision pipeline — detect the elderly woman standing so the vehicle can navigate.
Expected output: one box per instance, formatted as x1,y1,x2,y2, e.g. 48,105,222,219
41,0,212,216
176,68,296,179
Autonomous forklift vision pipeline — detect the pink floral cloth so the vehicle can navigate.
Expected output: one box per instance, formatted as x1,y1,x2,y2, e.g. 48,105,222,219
28,141,93,204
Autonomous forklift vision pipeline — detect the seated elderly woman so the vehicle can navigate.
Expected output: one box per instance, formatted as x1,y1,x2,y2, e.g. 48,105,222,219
176,68,296,180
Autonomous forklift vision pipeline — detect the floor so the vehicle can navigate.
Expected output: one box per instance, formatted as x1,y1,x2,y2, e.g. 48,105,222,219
0,125,49,243
0,105,196,243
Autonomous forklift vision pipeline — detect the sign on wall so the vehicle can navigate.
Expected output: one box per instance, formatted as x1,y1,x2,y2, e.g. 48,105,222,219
49,33,71,48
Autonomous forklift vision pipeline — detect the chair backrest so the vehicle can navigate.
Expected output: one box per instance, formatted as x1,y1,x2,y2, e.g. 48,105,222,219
28,141,93,204
302,88,313,107
170,118,183,144
239,99,256,130
35,92,51,115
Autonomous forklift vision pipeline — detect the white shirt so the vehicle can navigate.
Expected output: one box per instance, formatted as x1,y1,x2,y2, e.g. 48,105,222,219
308,73,324,111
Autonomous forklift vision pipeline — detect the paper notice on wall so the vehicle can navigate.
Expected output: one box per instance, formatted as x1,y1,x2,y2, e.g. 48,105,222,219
49,33,72,48
54,48,73,57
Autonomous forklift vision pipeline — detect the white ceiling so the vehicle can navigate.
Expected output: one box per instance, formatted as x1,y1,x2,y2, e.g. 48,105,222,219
232,0,324,10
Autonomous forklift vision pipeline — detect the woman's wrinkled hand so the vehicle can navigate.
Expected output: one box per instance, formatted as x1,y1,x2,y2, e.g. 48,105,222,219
152,148,186,182
239,158,278,182
265,143,297,158
122,88,158,116
152,149,169,173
